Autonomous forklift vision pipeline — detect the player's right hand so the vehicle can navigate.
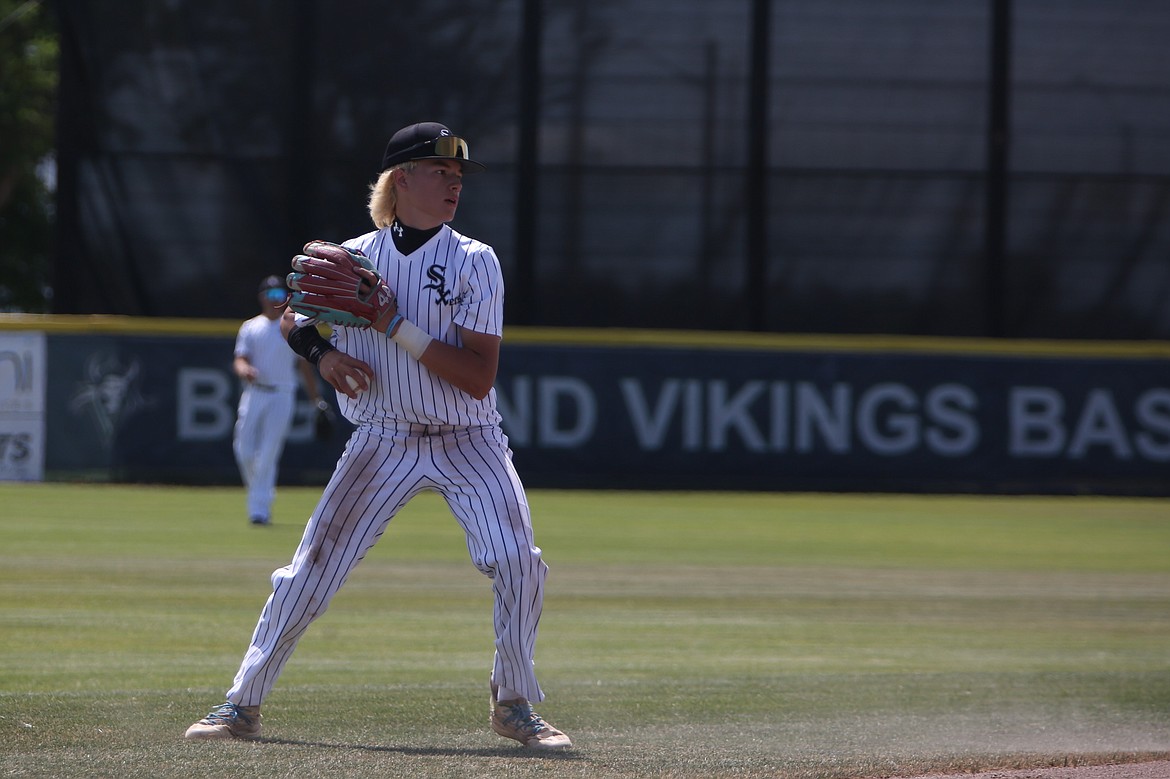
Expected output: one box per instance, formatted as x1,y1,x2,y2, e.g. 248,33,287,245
318,350,372,399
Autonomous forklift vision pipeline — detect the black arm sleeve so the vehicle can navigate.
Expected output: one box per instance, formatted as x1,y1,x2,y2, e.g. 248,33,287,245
287,323,337,366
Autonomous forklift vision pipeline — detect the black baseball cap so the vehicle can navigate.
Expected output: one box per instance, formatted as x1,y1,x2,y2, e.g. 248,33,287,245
380,122,485,173
258,275,285,293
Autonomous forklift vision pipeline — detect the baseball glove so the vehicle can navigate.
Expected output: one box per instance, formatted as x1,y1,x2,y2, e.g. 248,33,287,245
287,241,396,329
314,400,335,442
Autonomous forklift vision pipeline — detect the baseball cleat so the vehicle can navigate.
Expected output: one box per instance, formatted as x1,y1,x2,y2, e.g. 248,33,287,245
184,702,262,740
249,515,270,525
490,689,572,750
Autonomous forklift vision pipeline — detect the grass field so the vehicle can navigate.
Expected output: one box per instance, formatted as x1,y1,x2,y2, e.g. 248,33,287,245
1,483,1168,778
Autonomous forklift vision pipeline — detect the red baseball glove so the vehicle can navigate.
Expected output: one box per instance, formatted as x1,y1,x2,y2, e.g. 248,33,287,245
287,241,396,330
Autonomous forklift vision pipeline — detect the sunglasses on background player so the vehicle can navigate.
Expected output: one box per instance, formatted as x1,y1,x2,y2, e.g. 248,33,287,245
263,288,289,303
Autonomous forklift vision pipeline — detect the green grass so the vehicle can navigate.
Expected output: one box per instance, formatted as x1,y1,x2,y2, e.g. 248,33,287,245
1,483,1168,778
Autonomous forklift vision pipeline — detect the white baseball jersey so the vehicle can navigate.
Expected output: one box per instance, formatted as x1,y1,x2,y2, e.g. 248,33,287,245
226,224,549,709
325,225,504,427
235,314,302,390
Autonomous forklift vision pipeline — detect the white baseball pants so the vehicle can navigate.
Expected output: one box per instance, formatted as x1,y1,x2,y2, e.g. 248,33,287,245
226,421,548,706
233,385,295,521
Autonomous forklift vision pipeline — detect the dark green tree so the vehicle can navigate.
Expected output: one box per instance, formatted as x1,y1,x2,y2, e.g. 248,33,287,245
0,0,56,312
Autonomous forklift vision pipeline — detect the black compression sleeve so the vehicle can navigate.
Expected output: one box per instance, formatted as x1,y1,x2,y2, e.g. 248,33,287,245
287,324,337,366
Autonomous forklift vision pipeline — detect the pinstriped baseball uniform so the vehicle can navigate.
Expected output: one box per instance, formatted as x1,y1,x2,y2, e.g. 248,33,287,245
225,223,549,706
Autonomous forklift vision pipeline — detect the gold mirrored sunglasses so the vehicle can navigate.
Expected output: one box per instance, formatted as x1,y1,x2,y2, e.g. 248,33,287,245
429,136,471,160
384,134,485,172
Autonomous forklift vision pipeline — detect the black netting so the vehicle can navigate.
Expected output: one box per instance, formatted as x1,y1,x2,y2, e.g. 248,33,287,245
55,0,1170,338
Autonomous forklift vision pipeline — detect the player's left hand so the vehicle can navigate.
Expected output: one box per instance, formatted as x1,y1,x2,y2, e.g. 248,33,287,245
287,241,398,331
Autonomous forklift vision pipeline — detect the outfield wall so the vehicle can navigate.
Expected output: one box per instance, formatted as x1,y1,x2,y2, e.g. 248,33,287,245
1,315,1168,495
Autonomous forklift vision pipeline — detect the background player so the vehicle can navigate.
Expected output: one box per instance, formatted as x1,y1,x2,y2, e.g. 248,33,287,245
231,276,327,525
185,123,571,749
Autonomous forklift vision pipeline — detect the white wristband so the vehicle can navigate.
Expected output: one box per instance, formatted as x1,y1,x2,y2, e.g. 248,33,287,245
391,318,432,360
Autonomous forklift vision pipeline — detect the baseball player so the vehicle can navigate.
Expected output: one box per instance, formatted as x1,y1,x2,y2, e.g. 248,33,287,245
232,276,326,525
185,122,571,749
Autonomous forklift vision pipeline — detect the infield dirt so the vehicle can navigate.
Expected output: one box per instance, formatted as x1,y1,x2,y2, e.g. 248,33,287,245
903,759,1170,779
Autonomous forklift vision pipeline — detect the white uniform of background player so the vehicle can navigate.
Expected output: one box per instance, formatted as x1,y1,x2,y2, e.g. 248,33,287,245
186,123,571,749
232,276,322,525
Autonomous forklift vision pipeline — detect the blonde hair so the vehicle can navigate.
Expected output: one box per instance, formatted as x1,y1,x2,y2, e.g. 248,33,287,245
367,161,417,228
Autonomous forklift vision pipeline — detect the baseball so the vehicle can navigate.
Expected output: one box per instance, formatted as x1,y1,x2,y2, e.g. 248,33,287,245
345,375,360,391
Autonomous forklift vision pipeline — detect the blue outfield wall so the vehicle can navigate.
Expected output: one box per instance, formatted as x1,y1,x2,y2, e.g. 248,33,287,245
2,317,1168,495
490,332,1170,495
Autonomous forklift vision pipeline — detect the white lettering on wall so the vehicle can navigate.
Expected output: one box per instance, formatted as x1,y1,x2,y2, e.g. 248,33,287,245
616,379,982,457
796,382,852,453
1135,389,1170,461
498,376,596,448
1009,385,1170,461
177,368,233,440
857,383,919,456
496,376,532,446
925,384,980,456
620,377,681,449
539,377,596,447
1068,389,1132,459
708,380,767,452
1009,386,1066,456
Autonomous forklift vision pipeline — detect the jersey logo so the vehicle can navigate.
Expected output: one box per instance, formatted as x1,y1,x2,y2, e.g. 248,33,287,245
424,265,468,307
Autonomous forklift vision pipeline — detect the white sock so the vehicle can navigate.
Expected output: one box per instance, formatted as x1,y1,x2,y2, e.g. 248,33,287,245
496,686,524,703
